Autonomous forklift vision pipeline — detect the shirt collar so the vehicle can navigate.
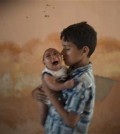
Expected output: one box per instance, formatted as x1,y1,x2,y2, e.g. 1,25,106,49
68,63,92,78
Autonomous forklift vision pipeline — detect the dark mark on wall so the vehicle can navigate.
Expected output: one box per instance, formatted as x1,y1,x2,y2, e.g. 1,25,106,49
44,15,50,18
26,16,29,19
46,4,50,7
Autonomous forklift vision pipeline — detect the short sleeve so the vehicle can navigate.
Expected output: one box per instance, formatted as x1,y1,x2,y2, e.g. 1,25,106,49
64,78,91,115
42,72,52,78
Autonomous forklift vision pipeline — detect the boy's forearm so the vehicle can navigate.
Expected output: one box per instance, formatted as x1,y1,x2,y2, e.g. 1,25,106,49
45,90,69,123
42,81,80,127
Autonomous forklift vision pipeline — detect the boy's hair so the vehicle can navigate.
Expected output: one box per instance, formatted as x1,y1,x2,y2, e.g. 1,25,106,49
60,21,97,57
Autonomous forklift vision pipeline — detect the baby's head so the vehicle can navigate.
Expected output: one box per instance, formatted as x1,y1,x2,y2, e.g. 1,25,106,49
43,48,62,71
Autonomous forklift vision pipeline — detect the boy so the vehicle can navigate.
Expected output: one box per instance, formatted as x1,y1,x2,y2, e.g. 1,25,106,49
37,48,74,125
33,21,97,134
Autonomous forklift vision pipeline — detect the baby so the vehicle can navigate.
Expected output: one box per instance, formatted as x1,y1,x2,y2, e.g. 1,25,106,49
39,48,74,125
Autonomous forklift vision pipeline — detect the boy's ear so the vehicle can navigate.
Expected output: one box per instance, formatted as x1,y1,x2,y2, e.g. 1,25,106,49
82,46,89,55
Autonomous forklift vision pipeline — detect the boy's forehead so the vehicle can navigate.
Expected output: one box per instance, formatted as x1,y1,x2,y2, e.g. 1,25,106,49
62,40,72,47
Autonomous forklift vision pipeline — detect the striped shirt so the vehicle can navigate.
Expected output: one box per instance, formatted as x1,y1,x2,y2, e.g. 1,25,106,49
44,63,95,134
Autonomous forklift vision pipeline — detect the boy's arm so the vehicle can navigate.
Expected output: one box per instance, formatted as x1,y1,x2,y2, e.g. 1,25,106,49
43,73,74,91
42,79,80,127
32,85,42,100
32,85,49,104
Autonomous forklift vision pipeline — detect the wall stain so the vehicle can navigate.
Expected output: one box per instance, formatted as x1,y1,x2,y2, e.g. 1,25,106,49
0,36,120,134
92,37,120,81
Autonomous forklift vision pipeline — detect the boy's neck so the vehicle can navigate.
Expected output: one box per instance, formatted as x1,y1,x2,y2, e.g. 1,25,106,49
70,59,90,69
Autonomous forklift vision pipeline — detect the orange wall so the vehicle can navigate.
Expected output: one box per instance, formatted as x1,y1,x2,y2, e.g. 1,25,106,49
0,1,120,133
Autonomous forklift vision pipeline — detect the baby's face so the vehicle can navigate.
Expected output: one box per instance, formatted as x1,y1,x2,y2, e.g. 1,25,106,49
43,48,62,71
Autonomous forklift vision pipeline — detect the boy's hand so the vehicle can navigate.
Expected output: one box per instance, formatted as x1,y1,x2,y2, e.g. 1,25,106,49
32,85,49,104
64,79,74,89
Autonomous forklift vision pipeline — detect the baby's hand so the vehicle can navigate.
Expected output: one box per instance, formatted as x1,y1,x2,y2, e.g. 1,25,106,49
64,79,74,89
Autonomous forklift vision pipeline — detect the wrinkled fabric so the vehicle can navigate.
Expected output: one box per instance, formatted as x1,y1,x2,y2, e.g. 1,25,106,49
45,63,95,134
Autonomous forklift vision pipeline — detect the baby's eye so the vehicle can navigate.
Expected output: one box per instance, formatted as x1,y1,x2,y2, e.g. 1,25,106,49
53,52,57,55
66,48,70,51
46,54,50,58
53,52,59,56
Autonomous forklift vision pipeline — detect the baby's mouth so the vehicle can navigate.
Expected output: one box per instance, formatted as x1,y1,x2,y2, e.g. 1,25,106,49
52,61,59,65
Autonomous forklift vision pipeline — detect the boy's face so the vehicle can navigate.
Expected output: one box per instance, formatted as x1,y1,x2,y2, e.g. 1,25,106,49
61,39,88,68
43,48,62,71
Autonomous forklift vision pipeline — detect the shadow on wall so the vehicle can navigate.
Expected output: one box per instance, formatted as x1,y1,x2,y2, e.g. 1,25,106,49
95,75,114,101
90,76,120,134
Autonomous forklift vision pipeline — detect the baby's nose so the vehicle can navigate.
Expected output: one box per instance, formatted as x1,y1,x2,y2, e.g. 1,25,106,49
51,54,56,59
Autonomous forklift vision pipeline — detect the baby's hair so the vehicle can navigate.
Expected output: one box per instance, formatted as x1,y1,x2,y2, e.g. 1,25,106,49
43,48,61,61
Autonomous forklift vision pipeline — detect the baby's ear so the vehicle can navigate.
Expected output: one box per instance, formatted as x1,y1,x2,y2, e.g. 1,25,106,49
43,60,45,65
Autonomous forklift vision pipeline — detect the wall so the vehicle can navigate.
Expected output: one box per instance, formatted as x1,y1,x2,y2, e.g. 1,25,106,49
0,0,120,134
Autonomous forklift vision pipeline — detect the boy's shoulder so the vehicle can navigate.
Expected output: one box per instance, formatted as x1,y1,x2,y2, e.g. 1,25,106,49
78,72,94,88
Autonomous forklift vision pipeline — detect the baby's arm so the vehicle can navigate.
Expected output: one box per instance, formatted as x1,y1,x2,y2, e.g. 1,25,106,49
42,73,74,91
